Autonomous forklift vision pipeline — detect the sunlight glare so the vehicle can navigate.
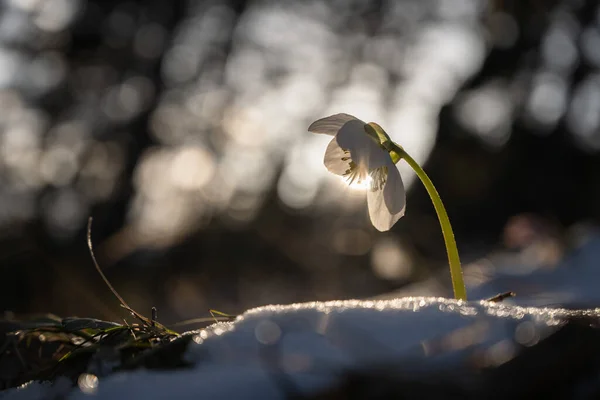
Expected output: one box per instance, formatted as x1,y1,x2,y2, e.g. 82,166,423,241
344,175,372,191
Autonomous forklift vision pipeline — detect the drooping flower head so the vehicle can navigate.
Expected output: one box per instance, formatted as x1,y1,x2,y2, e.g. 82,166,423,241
308,113,405,231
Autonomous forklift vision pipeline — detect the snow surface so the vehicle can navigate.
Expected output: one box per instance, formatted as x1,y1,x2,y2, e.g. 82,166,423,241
4,231,600,399
385,227,600,306
2,297,598,400
466,231,600,306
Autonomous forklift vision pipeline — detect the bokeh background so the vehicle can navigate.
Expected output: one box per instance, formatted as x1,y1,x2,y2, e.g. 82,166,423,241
1,0,600,324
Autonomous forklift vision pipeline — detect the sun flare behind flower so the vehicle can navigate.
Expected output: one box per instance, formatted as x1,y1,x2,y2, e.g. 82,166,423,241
344,174,372,191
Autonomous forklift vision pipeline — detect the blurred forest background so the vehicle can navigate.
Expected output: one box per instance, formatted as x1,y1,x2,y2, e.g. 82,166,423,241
1,0,600,324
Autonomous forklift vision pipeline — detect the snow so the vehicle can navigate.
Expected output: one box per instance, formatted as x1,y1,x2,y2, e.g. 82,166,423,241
459,229,600,306
382,227,600,307
2,297,599,399
4,232,600,399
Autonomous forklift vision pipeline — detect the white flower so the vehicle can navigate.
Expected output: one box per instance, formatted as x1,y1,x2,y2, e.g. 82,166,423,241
309,113,406,231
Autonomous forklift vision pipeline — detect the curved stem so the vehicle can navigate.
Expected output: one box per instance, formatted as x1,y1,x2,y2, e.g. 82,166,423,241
393,146,467,300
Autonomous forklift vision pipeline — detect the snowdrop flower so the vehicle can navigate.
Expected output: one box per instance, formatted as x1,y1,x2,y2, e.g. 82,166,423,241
308,113,467,300
308,113,405,231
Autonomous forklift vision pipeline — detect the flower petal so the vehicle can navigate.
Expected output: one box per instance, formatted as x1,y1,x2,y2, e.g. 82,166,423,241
336,119,389,170
367,163,405,231
324,137,351,176
383,163,406,215
308,113,360,135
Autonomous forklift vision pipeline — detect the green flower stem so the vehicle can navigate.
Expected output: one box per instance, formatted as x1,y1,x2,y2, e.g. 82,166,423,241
392,145,467,301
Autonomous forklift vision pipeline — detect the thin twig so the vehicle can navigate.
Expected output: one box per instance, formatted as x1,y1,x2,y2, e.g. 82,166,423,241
87,218,149,326
486,291,516,303
169,316,232,328
87,218,131,310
